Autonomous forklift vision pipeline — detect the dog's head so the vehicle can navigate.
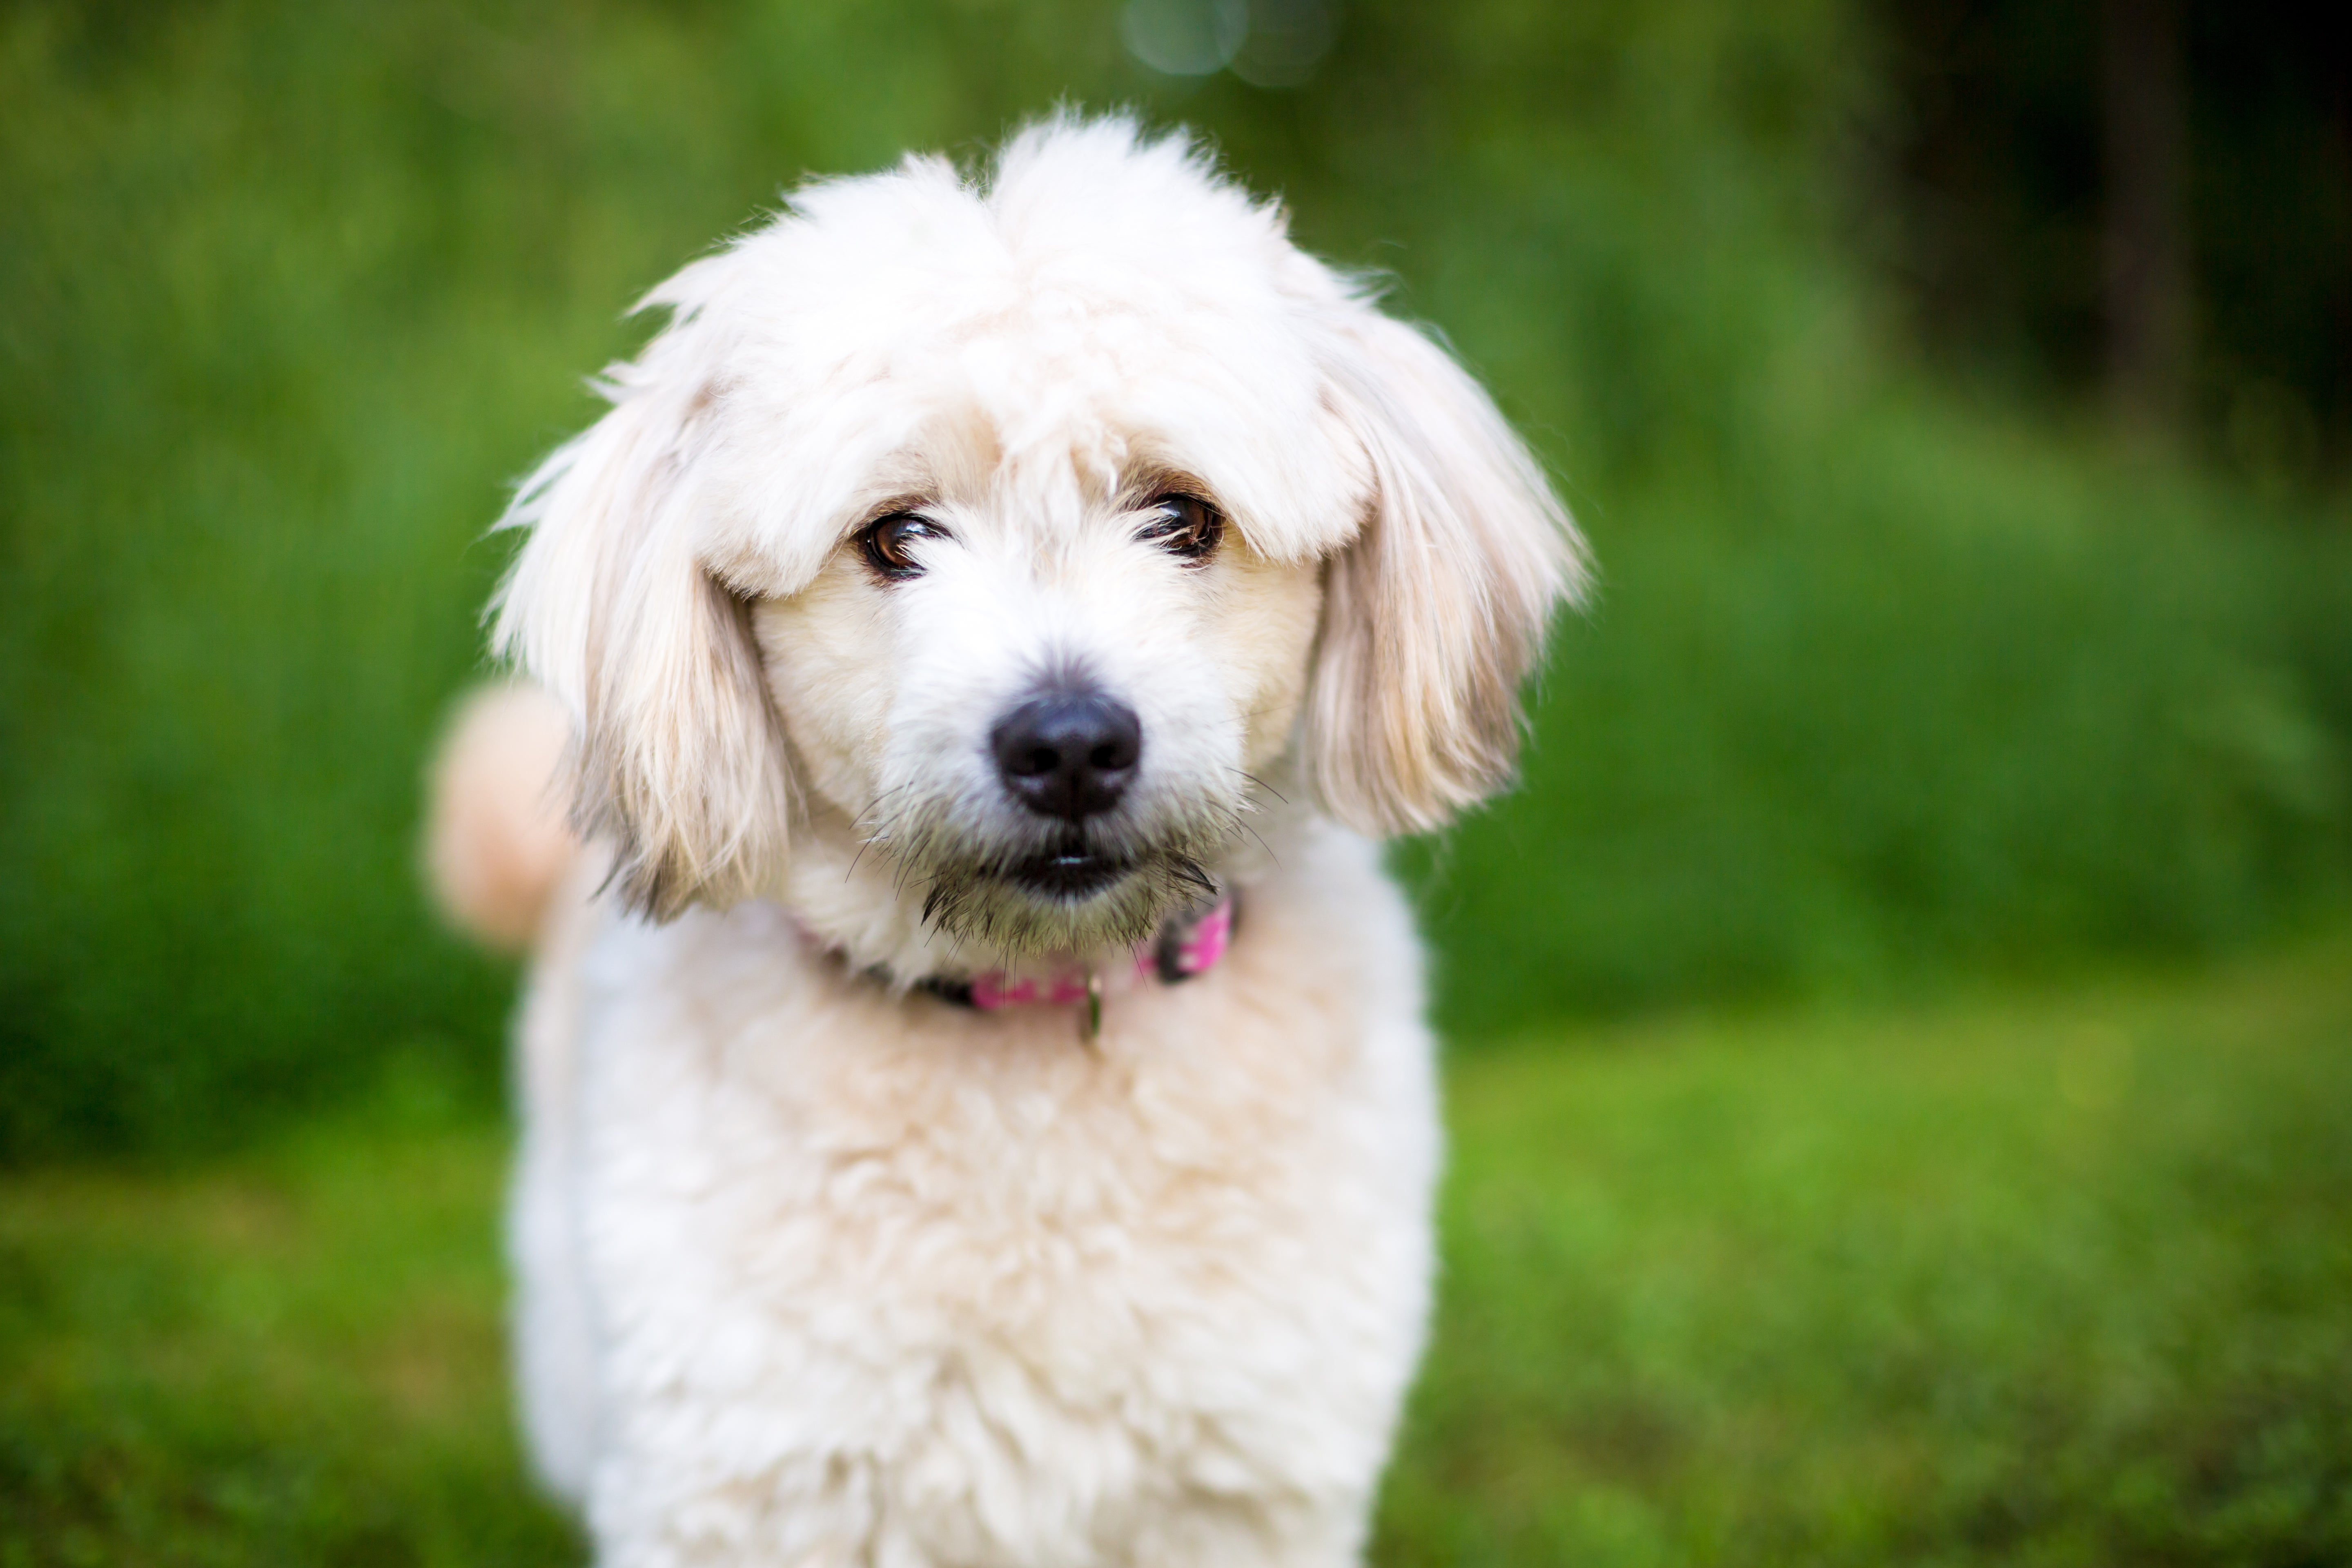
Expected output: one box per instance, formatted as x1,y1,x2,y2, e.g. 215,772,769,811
494,118,1584,963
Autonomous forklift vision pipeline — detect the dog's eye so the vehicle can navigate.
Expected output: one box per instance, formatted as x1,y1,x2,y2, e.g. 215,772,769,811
1136,494,1224,564
859,512,944,580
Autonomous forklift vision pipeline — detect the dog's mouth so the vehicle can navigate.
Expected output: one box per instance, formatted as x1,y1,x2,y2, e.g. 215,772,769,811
1007,846,1132,900
905,825,1224,949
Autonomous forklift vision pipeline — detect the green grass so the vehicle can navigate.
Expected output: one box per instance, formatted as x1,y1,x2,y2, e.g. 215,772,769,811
0,1078,577,1567
1383,939,2352,1566
4,943,2347,1566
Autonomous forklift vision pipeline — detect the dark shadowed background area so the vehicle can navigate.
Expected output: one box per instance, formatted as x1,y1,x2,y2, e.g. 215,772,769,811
3,2,2349,1563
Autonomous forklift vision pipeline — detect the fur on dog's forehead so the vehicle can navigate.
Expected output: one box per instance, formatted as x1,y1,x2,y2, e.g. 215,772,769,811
634,119,1370,593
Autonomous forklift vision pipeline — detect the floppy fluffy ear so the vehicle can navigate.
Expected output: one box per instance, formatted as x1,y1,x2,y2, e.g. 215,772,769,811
1305,312,1588,835
491,373,793,920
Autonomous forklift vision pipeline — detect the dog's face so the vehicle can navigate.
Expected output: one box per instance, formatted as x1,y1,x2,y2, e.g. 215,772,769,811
494,119,1583,966
753,449,1324,952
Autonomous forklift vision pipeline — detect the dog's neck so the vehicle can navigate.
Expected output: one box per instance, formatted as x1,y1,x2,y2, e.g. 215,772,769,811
775,783,1297,989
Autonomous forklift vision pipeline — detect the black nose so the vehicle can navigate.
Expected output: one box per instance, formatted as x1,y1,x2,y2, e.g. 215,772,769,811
991,690,1143,822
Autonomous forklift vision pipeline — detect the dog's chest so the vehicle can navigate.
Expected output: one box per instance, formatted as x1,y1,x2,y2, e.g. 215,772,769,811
569,901,1433,1508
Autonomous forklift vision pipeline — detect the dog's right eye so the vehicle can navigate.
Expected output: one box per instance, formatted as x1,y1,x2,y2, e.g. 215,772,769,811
1135,493,1224,565
859,513,944,580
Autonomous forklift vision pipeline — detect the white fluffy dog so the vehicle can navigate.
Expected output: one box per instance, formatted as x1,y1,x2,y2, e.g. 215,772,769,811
428,117,1583,1568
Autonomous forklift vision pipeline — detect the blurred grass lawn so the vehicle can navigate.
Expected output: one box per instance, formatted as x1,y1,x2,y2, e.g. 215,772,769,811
5,940,2345,1567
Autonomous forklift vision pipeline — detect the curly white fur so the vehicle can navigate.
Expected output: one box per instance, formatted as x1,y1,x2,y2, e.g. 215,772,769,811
431,116,1583,1568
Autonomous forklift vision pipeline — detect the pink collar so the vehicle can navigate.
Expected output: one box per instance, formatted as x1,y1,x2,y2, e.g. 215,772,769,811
875,895,1238,1041
963,896,1235,1009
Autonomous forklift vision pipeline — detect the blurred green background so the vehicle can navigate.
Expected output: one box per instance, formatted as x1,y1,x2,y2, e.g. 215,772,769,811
2,0,2348,1562
4,0,2350,1154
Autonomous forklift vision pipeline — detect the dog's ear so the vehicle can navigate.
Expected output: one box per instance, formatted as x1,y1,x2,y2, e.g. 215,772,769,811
491,374,794,920
1304,312,1587,835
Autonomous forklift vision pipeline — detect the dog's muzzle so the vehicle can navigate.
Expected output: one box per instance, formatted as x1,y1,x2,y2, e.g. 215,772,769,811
990,682,1143,898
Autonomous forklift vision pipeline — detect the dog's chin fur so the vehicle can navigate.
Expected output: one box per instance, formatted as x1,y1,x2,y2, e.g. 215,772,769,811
770,782,1293,985
864,789,1244,962
912,846,1220,955
438,115,1589,1568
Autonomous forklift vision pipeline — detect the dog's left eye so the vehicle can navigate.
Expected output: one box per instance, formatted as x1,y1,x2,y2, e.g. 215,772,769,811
1135,494,1224,564
859,512,944,580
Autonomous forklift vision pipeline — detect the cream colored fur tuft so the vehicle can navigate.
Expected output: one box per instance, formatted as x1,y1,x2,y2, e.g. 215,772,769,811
1305,311,1590,834
424,682,579,953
